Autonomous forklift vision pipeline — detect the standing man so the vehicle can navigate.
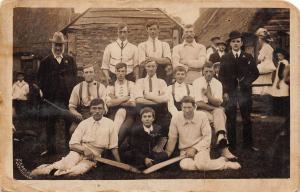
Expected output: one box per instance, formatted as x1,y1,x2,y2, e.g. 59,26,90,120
164,96,241,171
172,24,206,84
102,23,139,83
138,20,172,81
219,31,259,151
206,36,221,61
193,62,236,159
37,32,77,155
68,65,107,134
209,40,226,64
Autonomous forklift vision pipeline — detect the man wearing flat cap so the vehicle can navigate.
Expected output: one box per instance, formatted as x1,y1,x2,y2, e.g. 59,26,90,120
207,36,221,61
219,31,259,152
209,40,226,64
37,31,77,155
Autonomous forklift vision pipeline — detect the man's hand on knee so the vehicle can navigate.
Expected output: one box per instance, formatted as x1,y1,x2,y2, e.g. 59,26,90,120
185,147,197,158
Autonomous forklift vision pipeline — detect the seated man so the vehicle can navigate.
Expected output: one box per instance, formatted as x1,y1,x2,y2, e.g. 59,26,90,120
135,60,170,136
105,63,136,146
120,107,168,169
167,66,194,117
68,65,107,134
165,96,241,171
30,98,120,177
193,62,236,159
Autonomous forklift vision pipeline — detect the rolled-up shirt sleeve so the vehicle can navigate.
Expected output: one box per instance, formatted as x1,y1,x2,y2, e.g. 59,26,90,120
172,45,188,70
109,121,118,149
69,122,85,145
69,85,80,109
101,45,111,70
162,42,171,61
134,79,144,99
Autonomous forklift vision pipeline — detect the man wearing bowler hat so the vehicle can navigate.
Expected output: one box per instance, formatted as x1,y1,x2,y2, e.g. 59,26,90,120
219,31,259,151
37,32,77,155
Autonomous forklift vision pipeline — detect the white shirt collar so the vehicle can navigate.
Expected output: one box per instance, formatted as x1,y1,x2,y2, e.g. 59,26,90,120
175,81,185,87
52,50,63,59
232,50,241,57
116,38,128,45
115,79,127,86
16,80,25,86
147,37,158,42
146,74,157,79
143,125,154,134
183,39,197,47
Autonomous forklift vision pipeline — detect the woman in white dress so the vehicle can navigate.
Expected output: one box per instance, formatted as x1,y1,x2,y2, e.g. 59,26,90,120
271,48,290,116
252,28,276,116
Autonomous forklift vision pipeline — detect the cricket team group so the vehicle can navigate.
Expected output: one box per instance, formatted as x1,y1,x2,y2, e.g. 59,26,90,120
23,20,288,177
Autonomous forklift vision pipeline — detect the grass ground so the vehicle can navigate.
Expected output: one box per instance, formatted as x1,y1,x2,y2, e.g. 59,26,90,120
13,100,290,180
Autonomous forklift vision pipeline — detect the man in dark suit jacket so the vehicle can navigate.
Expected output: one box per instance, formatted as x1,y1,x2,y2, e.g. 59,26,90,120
209,40,226,64
219,31,259,151
37,32,77,155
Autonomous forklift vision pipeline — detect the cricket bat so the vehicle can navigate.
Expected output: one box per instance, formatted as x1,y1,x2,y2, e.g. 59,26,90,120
143,155,186,174
83,143,141,173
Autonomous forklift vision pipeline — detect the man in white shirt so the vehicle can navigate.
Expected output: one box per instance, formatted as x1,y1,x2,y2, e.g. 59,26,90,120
164,96,241,171
138,20,172,81
102,23,139,83
30,98,121,177
69,65,107,134
135,60,170,136
206,36,221,60
167,66,194,116
105,63,136,146
172,24,206,84
193,62,236,159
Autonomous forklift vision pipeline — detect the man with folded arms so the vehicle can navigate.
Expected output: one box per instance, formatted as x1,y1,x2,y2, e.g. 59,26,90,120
172,24,206,84
193,62,236,159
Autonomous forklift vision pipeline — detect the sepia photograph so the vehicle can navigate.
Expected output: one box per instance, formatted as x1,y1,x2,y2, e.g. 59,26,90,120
1,0,299,191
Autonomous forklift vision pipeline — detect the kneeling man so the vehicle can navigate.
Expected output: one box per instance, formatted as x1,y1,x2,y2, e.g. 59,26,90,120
31,98,120,177
165,96,241,171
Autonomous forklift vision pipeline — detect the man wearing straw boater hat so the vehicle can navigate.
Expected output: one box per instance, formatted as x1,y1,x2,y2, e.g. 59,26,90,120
37,32,77,156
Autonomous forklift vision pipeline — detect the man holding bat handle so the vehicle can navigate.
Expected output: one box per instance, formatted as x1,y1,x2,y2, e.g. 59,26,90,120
30,98,122,177
164,96,241,171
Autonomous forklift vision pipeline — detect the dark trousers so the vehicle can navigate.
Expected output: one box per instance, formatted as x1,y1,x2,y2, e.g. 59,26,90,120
225,89,253,149
272,96,290,117
41,101,72,153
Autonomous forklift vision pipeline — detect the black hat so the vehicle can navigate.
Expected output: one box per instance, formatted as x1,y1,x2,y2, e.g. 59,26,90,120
211,36,220,41
16,70,25,76
274,48,289,58
229,31,242,40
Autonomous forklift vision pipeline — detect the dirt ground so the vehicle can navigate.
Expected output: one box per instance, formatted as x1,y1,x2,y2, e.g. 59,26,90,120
13,100,289,180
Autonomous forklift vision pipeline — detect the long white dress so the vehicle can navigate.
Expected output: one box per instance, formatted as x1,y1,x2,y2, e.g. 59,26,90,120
270,59,289,97
252,43,276,95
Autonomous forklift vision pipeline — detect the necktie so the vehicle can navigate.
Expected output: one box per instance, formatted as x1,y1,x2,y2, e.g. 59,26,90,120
121,41,124,49
153,39,156,52
149,77,152,92
87,82,91,101
235,53,239,59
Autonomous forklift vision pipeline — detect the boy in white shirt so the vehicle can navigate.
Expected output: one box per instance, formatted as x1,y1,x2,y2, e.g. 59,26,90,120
12,71,29,118
167,66,194,116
